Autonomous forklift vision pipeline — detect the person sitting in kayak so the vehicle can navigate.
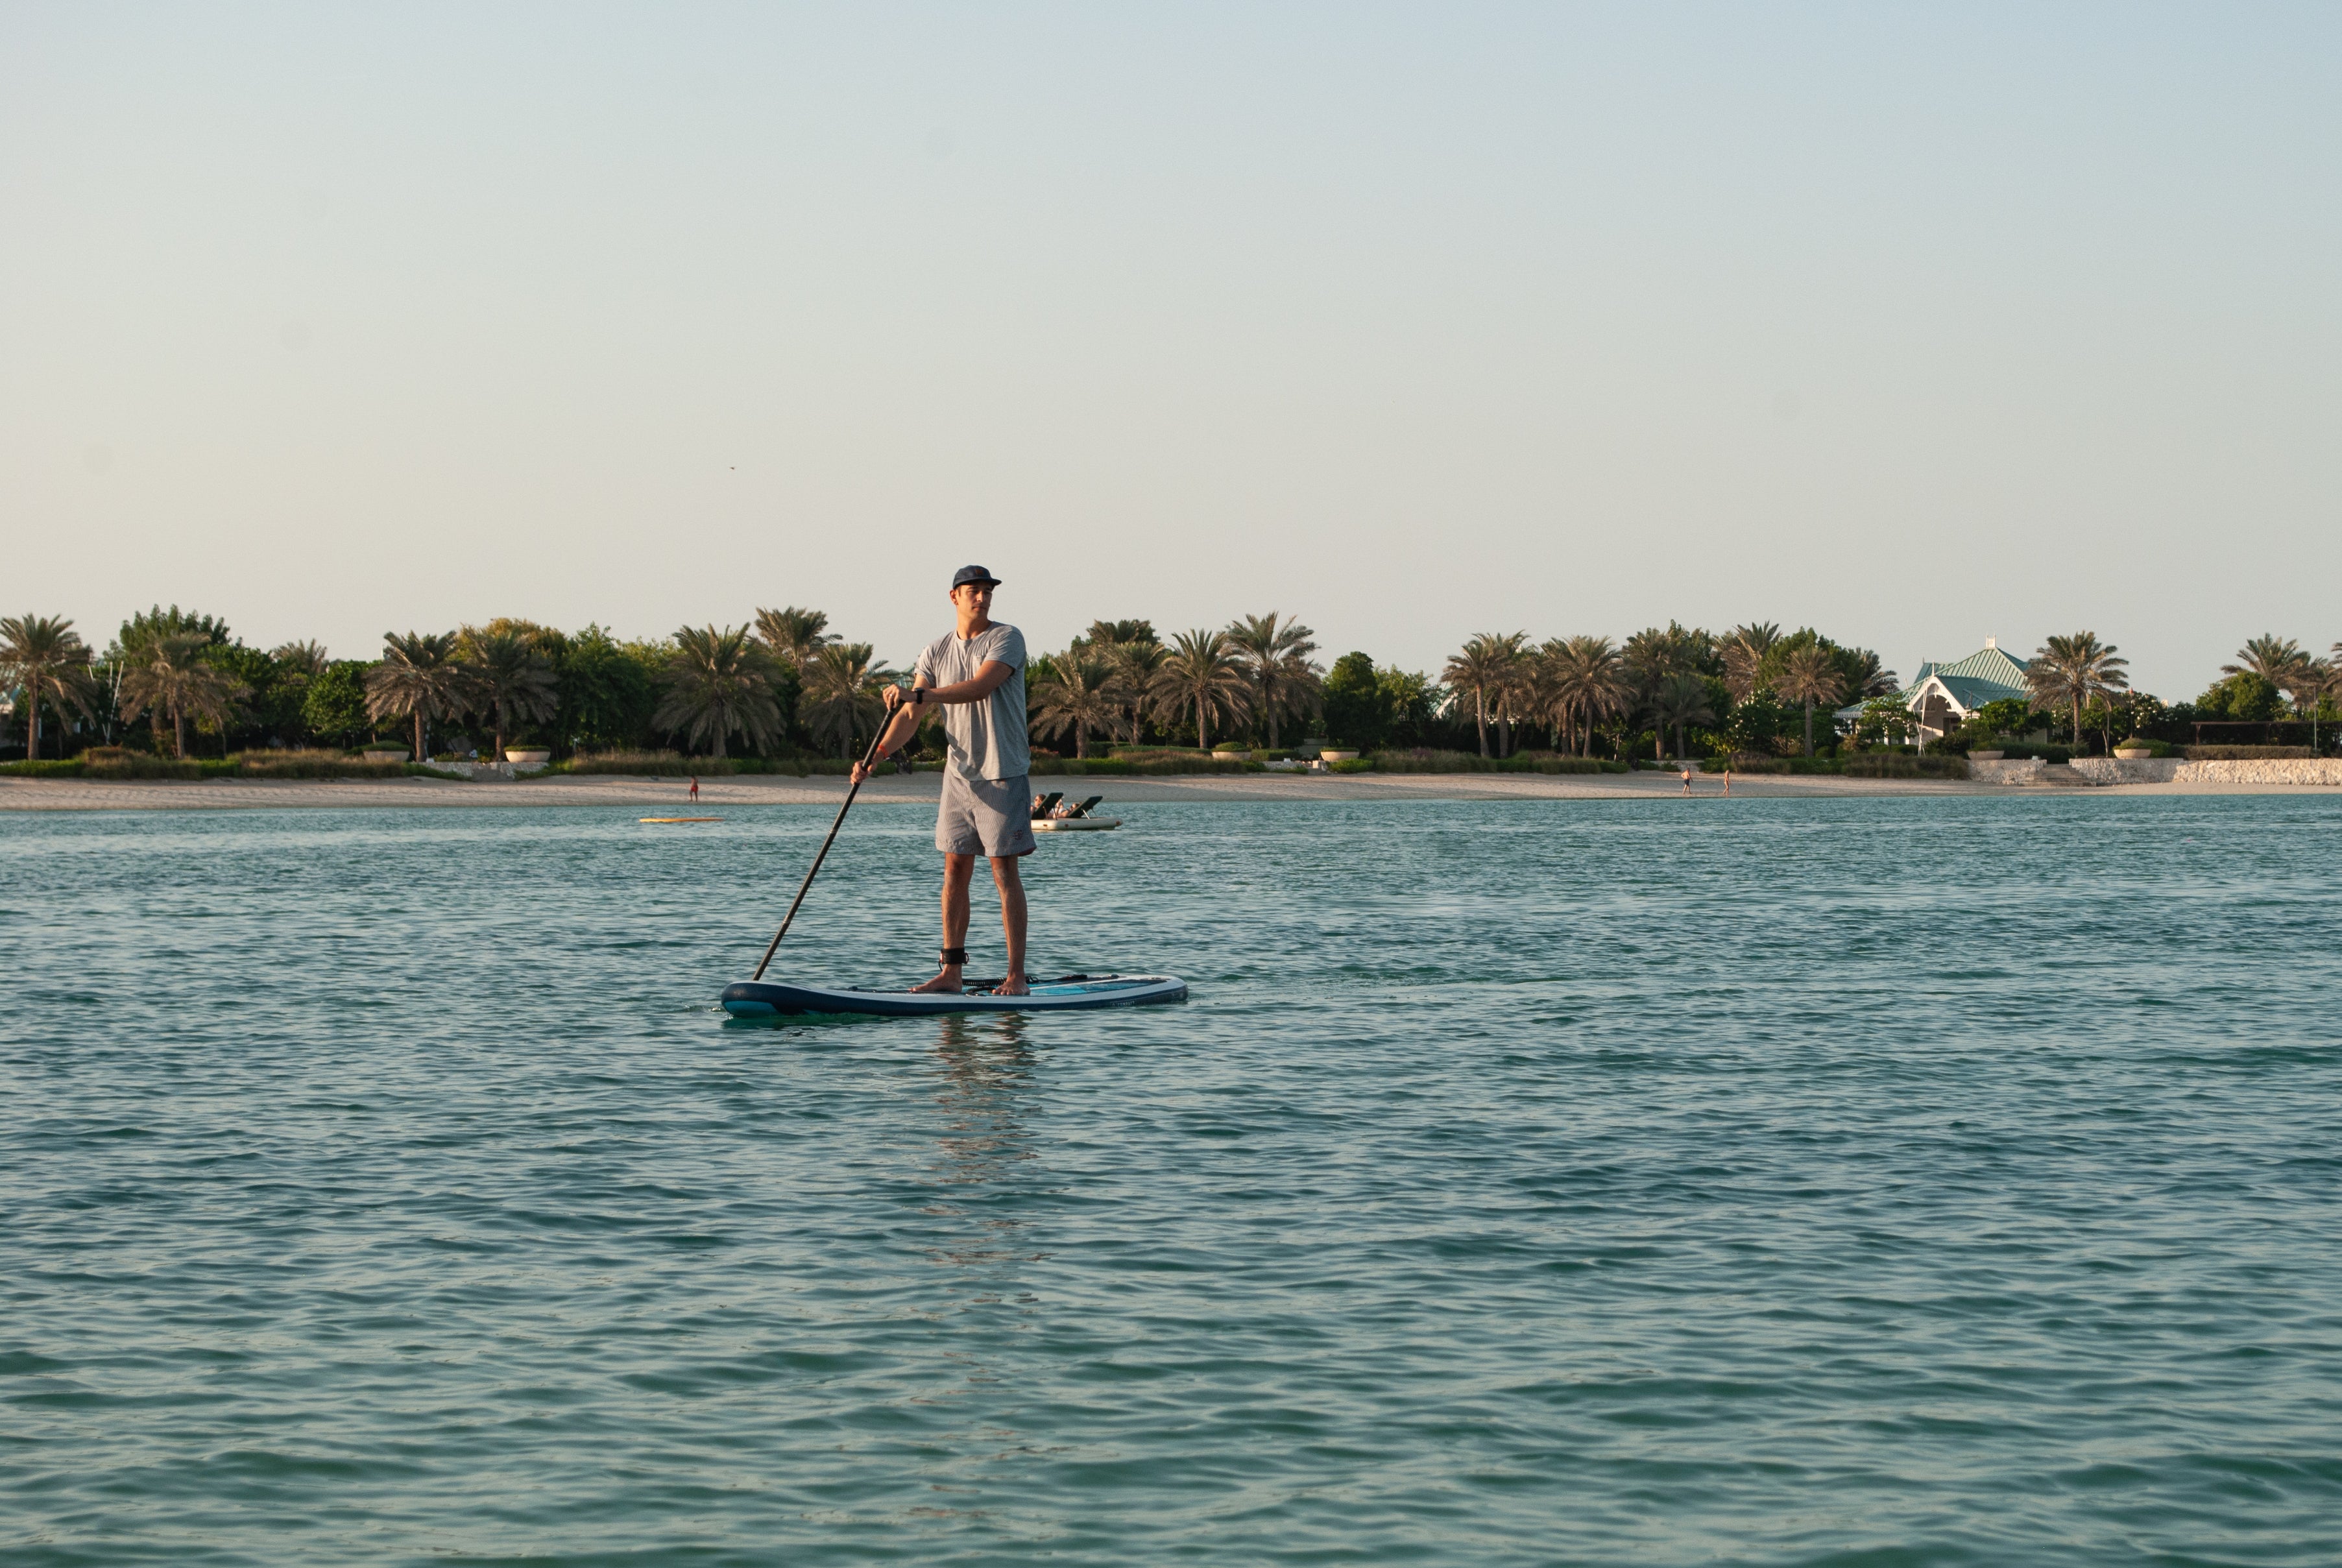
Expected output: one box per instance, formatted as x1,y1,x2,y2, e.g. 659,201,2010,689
854,564,1034,996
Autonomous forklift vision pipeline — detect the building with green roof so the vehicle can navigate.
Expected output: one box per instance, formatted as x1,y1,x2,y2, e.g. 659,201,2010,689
1837,638,2031,743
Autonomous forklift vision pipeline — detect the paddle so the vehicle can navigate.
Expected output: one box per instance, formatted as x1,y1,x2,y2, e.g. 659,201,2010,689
749,714,899,981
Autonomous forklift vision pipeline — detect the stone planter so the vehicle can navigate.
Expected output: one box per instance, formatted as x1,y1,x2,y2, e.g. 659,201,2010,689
1319,749,1359,763
1211,750,1246,761
506,749,552,764
2114,747,2154,760
1969,750,2004,761
361,748,409,763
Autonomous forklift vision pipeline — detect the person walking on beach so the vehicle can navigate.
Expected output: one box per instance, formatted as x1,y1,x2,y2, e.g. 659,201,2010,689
854,564,1034,996
1680,765,1693,795
689,775,699,805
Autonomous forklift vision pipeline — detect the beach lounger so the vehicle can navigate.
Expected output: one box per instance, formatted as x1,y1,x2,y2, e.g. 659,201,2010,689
1030,791,1063,821
1068,795,1105,819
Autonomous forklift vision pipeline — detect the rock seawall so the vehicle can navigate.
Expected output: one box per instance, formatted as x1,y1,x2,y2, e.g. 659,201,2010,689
2173,758,2342,786
1977,756,2341,786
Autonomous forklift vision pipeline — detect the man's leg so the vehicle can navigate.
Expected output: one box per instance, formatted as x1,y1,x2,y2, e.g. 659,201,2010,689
990,855,1028,996
912,854,977,993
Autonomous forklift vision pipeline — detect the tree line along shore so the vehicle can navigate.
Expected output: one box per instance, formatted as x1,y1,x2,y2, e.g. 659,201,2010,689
3,607,2337,780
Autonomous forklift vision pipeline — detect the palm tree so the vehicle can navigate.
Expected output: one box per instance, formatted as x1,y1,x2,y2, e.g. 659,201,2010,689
795,640,896,758
1030,653,1123,758
753,606,837,675
120,633,246,759
2285,655,2335,752
1,615,100,761
1528,640,1571,748
365,631,472,761
269,641,329,678
653,625,785,759
1225,611,1323,750
1651,673,1716,762
1443,633,1527,758
2027,632,2130,750
1547,634,1629,756
1623,623,1713,759
1720,622,1781,703
1105,638,1166,744
1776,645,1843,758
1150,629,1252,751
460,627,560,758
2224,634,2305,687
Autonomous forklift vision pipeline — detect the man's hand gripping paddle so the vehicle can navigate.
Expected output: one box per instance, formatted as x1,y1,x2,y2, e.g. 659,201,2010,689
749,716,897,982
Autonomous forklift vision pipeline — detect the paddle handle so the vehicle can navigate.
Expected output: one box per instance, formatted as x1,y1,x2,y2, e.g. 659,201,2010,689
749,712,899,982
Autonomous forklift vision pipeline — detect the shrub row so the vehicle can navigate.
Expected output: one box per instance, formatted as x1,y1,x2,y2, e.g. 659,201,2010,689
2186,745,2315,760
1365,751,1628,774
1,751,465,780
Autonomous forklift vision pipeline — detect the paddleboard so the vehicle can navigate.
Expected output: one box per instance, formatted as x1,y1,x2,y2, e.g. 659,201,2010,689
642,816,722,823
1033,817,1121,832
721,972,1185,1017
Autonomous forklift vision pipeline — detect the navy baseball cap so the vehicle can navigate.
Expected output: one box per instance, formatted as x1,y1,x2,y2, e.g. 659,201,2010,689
950,564,1001,590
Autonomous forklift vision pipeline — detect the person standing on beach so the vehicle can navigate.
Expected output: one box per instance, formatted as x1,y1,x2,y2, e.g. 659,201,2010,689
689,775,699,805
853,564,1034,996
1680,765,1693,795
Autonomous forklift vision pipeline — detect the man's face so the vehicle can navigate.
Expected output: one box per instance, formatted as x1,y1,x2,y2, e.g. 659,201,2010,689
952,583,994,617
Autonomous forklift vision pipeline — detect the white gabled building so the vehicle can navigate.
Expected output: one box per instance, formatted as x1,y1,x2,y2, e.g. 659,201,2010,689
1837,638,2032,744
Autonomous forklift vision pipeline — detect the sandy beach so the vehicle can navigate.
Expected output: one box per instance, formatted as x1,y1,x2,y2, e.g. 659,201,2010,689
2,769,2326,812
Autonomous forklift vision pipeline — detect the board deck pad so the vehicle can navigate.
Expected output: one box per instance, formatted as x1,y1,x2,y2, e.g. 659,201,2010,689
721,973,1185,1017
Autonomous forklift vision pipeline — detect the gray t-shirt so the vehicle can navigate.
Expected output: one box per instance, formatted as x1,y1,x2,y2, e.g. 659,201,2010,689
913,623,1029,780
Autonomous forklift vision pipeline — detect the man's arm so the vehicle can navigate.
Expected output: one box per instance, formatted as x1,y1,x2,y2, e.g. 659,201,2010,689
909,661,1015,706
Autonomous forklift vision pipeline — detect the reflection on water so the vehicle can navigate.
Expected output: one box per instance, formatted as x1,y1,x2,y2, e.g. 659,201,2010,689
922,1012,1041,1276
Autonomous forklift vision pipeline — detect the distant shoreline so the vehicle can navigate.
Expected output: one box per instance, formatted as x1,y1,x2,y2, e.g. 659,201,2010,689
3,771,2332,812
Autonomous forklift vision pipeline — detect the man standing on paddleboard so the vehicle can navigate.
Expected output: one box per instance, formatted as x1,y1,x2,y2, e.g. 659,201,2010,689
853,564,1035,996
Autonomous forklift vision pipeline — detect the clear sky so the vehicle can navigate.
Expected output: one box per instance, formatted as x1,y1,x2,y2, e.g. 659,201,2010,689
6,3,2337,697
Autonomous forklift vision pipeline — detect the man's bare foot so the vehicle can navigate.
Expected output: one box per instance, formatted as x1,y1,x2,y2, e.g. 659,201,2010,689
911,969,964,994
995,972,1029,997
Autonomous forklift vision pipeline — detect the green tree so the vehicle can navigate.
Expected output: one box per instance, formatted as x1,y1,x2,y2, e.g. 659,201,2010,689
1973,697,2033,737
1150,629,1252,751
2197,671,2283,723
1776,644,1844,757
303,661,375,748
658,625,785,759
114,605,231,661
1378,668,1442,749
1322,651,1386,749
365,632,471,760
554,626,662,753
1726,692,1793,757
459,627,560,756
1225,610,1323,749
120,633,247,758
1,615,99,760
2027,632,2129,749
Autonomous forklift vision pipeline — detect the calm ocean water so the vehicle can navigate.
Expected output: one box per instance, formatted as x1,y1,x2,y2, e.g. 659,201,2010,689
5,794,2341,1566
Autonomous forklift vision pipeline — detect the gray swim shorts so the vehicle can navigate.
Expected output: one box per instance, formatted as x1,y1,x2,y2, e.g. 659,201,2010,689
936,770,1037,858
